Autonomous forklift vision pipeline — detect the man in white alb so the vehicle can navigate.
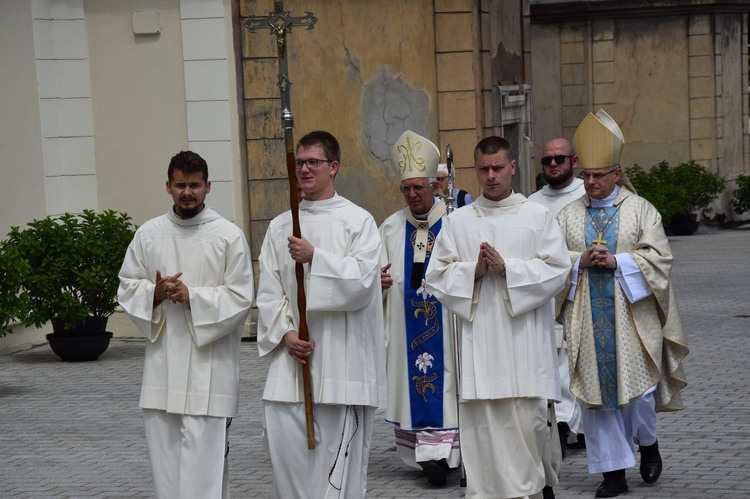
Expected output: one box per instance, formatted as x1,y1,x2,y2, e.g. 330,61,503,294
256,130,386,499
426,136,571,499
118,150,255,499
528,138,586,456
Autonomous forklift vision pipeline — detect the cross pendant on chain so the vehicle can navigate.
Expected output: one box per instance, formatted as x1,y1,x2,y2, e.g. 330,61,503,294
592,231,607,245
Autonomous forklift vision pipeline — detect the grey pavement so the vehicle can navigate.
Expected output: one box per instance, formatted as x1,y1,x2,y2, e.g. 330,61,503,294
1,226,749,498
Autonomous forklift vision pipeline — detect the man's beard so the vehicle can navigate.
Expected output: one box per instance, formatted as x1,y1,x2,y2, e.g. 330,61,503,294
544,168,574,188
175,201,204,219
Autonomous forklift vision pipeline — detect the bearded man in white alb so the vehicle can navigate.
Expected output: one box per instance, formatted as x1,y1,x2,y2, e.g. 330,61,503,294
528,137,587,457
426,136,570,499
118,150,254,499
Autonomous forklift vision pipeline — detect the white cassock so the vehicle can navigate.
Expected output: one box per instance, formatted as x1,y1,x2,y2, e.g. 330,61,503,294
257,194,386,499
528,178,586,436
379,202,460,469
425,193,571,498
118,207,254,499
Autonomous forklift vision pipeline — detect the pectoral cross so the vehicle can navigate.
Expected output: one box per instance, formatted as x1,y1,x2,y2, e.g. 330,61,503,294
592,231,607,245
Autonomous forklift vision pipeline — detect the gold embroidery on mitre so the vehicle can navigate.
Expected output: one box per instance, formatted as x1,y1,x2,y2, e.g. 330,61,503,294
390,130,440,182
397,135,426,175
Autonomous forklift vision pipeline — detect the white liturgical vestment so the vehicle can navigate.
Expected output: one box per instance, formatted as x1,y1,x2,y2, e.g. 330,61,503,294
118,207,254,418
425,193,571,402
257,194,386,408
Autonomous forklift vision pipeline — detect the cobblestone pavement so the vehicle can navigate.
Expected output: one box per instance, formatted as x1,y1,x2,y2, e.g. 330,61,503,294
1,226,748,498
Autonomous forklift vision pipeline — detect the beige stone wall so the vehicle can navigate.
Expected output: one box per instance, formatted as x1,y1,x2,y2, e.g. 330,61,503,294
240,0,442,240
0,1,48,238
530,4,749,188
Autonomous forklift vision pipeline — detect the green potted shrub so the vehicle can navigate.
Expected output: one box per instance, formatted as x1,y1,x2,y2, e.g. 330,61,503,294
731,173,750,217
625,160,725,235
0,210,136,360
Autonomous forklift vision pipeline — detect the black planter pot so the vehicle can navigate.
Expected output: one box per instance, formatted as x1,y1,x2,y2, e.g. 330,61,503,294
47,317,112,361
669,213,700,236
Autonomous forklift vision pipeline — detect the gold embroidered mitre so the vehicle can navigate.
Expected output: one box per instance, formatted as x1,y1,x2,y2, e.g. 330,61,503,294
390,130,440,181
573,109,625,170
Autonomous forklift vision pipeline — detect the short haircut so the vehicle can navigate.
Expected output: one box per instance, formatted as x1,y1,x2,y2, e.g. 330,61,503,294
474,136,515,162
168,150,209,182
297,130,341,163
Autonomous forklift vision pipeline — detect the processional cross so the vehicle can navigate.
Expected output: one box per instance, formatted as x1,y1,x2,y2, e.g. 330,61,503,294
246,0,318,450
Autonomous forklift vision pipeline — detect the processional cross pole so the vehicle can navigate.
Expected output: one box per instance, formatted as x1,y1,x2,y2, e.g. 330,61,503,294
443,145,466,487
246,0,318,450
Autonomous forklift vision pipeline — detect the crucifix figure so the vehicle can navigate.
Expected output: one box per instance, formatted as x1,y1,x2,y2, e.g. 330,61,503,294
246,0,318,451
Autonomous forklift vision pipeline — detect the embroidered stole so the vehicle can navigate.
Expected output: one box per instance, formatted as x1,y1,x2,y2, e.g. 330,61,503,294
402,206,445,427
586,206,620,410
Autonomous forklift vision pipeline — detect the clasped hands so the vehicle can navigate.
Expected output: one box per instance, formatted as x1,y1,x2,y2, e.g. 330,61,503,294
580,243,617,269
154,270,189,304
475,242,505,279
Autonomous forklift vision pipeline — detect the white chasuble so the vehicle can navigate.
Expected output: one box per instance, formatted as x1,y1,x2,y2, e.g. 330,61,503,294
556,187,689,412
118,207,254,418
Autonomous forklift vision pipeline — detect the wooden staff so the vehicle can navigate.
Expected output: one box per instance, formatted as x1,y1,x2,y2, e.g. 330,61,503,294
246,0,318,450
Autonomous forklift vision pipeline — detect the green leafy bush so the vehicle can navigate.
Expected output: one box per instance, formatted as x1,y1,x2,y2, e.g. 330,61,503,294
0,210,136,337
731,173,750,215
625,160,725,225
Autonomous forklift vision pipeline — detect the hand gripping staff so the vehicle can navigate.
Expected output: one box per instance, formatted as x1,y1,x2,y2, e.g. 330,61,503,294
246,0,318,450
443,145,467,487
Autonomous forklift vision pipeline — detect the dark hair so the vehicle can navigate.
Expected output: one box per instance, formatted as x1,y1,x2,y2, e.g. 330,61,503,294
168,151,209,182
474,136,515,162
297,131,341,163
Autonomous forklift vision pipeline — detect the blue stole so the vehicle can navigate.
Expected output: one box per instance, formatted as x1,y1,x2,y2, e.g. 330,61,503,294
586,206,620,410
403,218,445,428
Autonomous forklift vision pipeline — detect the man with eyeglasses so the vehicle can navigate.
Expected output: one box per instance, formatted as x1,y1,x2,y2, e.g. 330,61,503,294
528,139,587,458
378,130,459,486
426,136,571,499
556,110,689,497
257,130,386,498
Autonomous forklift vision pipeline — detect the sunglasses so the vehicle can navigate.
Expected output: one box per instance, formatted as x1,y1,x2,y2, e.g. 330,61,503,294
540,155,573,167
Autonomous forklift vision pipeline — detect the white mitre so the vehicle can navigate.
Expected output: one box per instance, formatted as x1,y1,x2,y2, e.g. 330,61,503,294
390,130,440,181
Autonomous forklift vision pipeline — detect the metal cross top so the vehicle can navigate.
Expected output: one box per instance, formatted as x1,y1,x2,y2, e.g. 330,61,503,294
245,1,317,118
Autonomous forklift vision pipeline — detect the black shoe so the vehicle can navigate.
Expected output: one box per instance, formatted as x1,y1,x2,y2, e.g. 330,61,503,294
557,422,570,459
568,433,586,450
542,485,556,499
595,469,628,498
639,440,662,484
419,459,449,486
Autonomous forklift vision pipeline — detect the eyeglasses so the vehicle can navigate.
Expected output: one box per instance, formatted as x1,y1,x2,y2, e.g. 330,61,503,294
540,155,573,167
579,167,618,181
435,176,448,182
400,183,430,194
295,158,334,170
